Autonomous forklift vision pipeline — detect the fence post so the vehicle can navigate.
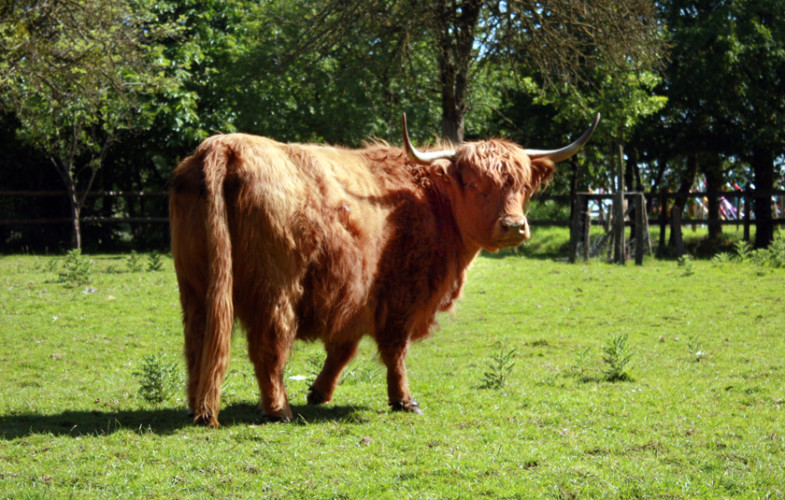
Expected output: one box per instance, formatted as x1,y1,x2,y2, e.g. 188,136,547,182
569,194,580,263
583,199,591,261
614,144,626,264
634,193,644,265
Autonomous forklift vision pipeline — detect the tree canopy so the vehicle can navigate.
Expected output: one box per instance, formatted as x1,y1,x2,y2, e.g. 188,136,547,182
1,0,783,251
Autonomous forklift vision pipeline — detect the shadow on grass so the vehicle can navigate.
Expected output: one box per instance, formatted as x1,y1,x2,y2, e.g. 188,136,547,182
0,402,367,439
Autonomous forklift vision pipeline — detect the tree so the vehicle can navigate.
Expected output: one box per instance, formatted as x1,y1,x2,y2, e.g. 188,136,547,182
0,0,177,248
432,0,665,142
726,0,785,248
654,0,785,248
243,0,665,144
230,0,444,146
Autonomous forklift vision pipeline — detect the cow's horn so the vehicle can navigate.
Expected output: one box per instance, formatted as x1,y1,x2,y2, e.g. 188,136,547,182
402,113,456,164
526,113,601,163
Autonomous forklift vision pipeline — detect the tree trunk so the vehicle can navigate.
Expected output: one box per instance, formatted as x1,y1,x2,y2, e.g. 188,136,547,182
669,155,698,256
65,174,82,250
652,158,668,257
433,0,481,144
701,153,723,242
751,148,775,248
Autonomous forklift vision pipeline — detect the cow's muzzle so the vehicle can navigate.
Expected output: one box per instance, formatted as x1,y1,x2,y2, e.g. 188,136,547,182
501,216,528,233
499,216,530,243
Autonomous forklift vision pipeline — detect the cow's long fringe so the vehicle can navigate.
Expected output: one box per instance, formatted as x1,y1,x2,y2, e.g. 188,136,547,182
195,140,235,427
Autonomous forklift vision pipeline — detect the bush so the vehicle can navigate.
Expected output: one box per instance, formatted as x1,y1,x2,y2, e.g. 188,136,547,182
147,251,164,272
126,251,144,273
602,334,633,382
57,249,92,286
134,352,182,405
479,347,516,389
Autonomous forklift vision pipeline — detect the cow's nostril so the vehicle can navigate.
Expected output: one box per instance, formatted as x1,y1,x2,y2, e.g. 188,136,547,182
502,219,525,230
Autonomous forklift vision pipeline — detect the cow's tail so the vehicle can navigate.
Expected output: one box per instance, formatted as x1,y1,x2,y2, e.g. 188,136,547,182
195,138,235,428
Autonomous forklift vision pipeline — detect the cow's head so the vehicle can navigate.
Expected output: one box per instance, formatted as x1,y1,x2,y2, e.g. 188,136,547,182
403,113,600,252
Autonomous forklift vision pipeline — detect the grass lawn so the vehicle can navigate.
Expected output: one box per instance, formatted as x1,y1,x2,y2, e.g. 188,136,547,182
1,237,783,498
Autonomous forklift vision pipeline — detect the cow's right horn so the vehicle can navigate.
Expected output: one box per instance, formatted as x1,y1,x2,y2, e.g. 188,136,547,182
402,113,456,164
526,113,601,163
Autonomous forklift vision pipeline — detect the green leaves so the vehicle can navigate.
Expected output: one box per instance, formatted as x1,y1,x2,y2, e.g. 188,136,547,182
134,352,182,405
57,249,93,287
601,333,634,382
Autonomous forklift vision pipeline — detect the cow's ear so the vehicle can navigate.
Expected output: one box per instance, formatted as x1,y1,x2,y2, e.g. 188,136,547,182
431,159,458,185
529,157,556,192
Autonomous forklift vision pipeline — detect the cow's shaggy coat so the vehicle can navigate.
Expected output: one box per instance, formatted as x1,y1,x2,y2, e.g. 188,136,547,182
170,133,556,427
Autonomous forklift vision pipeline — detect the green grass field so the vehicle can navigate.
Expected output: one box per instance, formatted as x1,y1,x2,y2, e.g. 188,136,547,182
1,237,784,498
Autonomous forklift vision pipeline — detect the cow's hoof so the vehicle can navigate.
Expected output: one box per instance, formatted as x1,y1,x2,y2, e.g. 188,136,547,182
390,399,423,415
263,413,292,423
262,405,294,423
193,412,219,428
307,386,329,406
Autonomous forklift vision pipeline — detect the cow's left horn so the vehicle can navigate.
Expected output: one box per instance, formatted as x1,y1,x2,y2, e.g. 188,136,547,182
526,113,601,163
402,113,456,164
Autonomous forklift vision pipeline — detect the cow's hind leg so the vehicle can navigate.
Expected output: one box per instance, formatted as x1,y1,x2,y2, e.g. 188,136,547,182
178,281,207,418
307,339,359,405
246,297,297,422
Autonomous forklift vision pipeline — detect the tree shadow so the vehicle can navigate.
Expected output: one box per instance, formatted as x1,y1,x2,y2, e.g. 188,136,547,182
0,402,367,439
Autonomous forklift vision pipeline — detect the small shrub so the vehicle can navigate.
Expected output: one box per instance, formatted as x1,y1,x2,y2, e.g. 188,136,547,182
763,237,785,268
479,347,516,389
733,240,752,262
127,251,143,273
677,255,694,276
147,251,164,272
58,249,92,286
44,258,61,274
571,346,593,381
602,333,633,382
134,353,182,405
711,252,732,265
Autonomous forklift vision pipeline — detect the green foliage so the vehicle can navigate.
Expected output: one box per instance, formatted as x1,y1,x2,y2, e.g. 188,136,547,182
601,333,634,382
677,254,695,276
733,240,753,262
127,251,144,273
134,352,182,405
0,0,185,248
570,346,593,381
57,249,92,286
752,236,785,268
711,252,732,265
479,347,516,390
716,236,785,268
146,251,164,272
767,237,785,268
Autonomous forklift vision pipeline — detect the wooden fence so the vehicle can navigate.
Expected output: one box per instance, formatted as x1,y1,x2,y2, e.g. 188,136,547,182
2,189,784,251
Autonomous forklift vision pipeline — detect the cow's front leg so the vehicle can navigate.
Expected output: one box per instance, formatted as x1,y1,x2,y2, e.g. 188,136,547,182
307,339,359,405
378,339,422,415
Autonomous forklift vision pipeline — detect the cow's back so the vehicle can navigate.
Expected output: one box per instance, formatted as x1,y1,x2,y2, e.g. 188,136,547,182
171,133,395,341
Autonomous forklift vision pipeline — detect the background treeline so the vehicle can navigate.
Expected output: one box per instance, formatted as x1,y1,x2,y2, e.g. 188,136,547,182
1,0,783,252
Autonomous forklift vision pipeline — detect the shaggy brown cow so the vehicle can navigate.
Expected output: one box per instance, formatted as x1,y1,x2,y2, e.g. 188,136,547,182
170,113,600,427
